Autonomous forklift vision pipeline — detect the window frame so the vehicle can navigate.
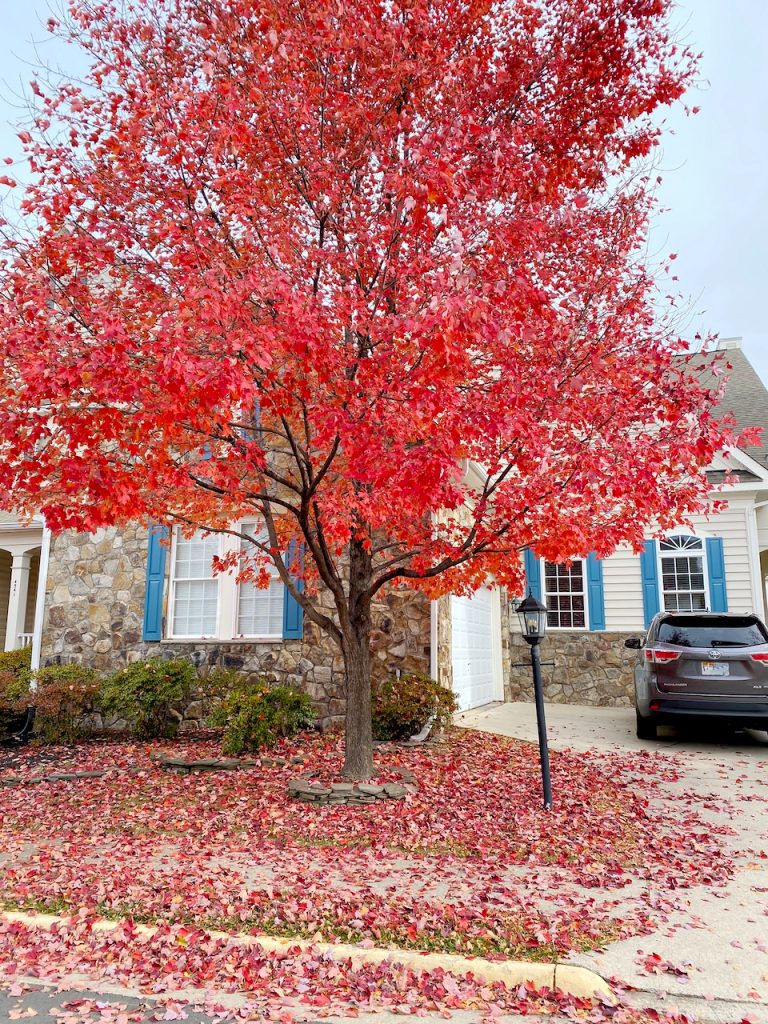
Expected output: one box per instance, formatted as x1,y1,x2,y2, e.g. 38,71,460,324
166,524,286,642
167,528,222,640
657,532,711,614
540,557,590,631
233,521,285,641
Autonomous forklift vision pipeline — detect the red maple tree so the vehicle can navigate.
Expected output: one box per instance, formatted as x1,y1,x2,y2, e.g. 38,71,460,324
0,0,742,777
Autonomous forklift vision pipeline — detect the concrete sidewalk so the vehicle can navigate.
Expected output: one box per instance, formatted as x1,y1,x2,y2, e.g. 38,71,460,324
458,701,768,1023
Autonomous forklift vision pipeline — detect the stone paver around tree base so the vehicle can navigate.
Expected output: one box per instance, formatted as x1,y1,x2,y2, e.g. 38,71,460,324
288,778,409,804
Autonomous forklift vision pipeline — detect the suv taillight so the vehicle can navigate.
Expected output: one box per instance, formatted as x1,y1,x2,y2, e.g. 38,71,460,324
644,649,682,664
750,653,768,662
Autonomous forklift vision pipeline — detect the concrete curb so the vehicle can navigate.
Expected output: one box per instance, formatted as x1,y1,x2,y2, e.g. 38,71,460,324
0,910,614,1002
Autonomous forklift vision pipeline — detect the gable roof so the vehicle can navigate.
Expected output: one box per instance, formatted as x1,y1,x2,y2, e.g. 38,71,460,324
687,340,768,468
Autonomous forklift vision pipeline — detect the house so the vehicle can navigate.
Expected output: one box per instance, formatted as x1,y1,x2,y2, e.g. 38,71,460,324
4,337,767,726
504,337,768,708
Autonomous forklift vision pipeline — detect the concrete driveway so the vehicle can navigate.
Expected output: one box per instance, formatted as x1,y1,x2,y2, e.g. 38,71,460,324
457,702,768,1024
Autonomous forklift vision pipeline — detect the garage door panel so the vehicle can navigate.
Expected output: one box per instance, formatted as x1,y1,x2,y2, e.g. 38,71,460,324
451,589,499,711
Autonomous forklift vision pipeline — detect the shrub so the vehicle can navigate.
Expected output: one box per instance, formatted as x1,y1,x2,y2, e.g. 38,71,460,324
209,682,315,754
28,664,102,744
100,658,195,739
0,646,33,681
0,647,33,731
372,672,458,741
195,665,245,699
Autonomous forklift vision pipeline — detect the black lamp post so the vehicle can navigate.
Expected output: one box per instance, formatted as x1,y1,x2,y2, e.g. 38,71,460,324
516,591,552,810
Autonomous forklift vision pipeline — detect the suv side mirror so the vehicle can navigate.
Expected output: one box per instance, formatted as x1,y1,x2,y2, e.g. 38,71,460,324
624,637,642,649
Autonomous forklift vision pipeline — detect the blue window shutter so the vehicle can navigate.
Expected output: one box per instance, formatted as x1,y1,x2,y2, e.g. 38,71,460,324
640,540,660,628
143,525,168,641
586,553,605,631
706,537,728,612
523,548,542,601
282,541,304,640
239,403,261,441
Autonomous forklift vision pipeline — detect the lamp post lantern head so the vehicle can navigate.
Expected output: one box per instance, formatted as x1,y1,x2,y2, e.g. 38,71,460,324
517,590,548,646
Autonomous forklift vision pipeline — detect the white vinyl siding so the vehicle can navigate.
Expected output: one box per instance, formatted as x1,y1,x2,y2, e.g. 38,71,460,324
688,503,755,613
0,512,22,526
601,499,759,631
602,545,645,632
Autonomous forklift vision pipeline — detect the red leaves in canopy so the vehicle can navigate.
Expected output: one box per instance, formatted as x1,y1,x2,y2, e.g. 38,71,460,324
0,0,744,597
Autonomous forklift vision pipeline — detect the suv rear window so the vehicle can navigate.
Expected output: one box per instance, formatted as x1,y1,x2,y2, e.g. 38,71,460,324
656,615,768,649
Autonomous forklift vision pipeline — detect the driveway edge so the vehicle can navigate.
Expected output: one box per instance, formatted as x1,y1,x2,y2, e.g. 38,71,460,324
0,910,614,1002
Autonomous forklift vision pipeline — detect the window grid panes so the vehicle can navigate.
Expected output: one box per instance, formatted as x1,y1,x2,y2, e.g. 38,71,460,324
543,561,586,629
660,535,706,612
171,532,219,637
235,528,284,638
237,579,284,637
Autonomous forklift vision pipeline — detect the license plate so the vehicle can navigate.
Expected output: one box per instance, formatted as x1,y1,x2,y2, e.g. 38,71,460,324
701,661,729,677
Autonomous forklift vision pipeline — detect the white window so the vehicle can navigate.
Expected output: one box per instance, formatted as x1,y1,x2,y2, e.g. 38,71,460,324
168,525,285,640
170,531,220,637
235,526,284,638
659,535,707,612
543,559,588,629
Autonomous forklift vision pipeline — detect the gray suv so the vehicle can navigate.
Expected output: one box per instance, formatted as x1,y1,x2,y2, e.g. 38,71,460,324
626,612,768,739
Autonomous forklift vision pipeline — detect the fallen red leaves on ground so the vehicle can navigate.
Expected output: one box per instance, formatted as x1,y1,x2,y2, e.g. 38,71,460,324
0,915,702,1023
0,729,738,1019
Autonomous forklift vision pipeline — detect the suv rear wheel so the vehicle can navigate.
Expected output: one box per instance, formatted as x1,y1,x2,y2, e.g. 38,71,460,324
636,710,657,741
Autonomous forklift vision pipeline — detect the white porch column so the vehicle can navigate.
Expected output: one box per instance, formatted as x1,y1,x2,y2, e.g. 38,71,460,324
30,527,52,672
5,553,31,651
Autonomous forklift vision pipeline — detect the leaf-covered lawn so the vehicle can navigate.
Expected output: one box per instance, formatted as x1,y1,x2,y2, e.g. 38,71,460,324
0,729,738,1020
0,730,734,954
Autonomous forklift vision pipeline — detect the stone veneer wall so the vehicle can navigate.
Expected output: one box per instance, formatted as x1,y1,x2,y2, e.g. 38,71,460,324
435,595,451,692
40,524,431,729
505,629,638,707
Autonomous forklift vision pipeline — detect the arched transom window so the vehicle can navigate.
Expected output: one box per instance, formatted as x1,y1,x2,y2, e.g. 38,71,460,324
659,535,707,612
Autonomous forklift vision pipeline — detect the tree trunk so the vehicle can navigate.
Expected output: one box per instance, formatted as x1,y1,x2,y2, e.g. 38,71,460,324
341,536,374,780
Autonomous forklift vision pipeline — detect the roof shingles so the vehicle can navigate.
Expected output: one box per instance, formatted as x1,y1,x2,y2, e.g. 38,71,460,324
687,345,768,467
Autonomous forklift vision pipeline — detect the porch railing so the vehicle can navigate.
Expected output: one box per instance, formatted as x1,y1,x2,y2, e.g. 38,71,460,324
16,633,34,649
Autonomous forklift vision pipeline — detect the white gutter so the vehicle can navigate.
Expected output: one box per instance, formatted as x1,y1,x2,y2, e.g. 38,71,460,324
30,525,52,674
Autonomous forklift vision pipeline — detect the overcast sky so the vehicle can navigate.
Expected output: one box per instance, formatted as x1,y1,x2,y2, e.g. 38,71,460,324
1,1,766,384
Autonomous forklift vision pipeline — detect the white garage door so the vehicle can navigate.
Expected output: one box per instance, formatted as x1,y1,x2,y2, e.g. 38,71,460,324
451,588,500,711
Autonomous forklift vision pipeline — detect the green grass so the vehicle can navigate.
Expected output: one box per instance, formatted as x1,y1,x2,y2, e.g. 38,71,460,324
0,894,621,962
